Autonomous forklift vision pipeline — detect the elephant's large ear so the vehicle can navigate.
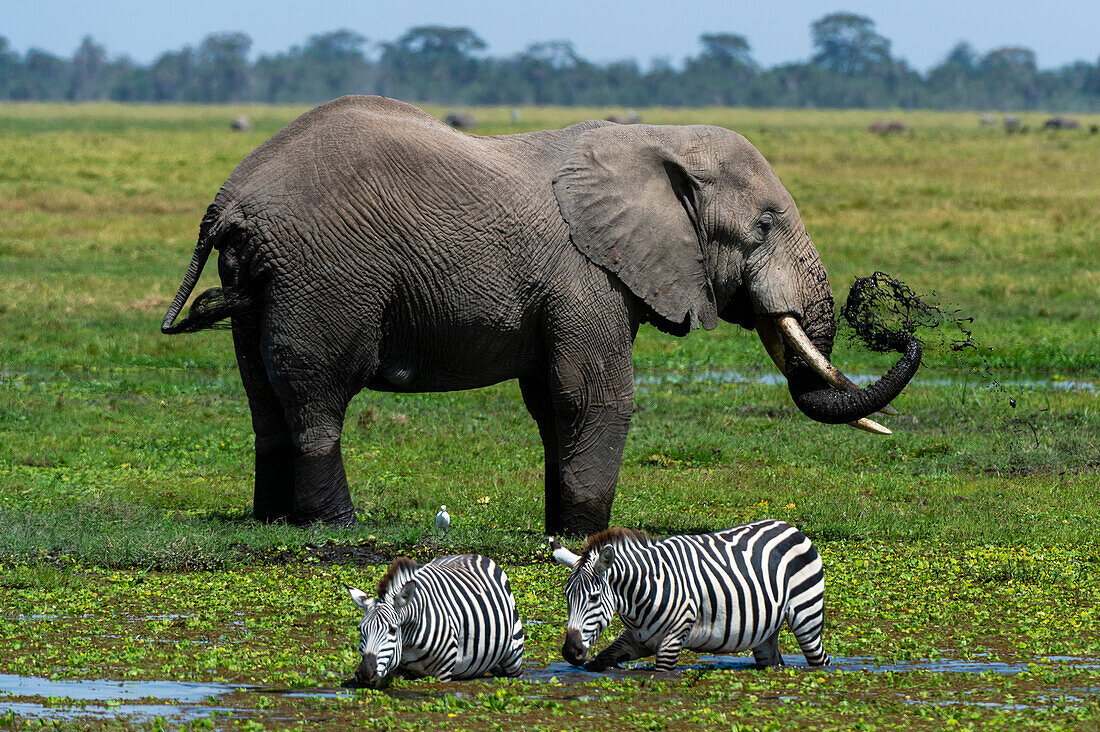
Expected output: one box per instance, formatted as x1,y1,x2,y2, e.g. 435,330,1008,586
553,125,717,331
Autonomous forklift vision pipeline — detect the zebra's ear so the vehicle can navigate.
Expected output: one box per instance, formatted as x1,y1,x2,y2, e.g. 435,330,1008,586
347,585,374,611
392,578,419,611
595,545,616,575
548,536,581,568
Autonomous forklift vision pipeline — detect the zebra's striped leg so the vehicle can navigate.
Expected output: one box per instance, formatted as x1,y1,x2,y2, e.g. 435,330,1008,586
495,642,524,677
751,629,784,668
407,627,459,681
653,630,689,673
787,602,830,667
495,617,525,677
652,606,697,672
586,632,646,671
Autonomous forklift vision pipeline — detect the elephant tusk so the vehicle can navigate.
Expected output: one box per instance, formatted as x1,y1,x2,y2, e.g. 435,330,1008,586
775,316,899,417
847,417,892,435
756,319,787,375
548,536,581,568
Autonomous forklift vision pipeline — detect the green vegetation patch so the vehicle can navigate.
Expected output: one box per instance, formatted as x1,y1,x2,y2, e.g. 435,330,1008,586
0,543,1098,729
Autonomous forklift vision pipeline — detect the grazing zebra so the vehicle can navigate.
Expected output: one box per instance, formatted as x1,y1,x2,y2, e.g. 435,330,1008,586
550,520,829,672
347,554,524,687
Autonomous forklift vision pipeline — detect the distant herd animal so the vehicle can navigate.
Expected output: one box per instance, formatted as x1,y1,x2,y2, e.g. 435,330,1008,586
346,520,830,686
869,115,1094,136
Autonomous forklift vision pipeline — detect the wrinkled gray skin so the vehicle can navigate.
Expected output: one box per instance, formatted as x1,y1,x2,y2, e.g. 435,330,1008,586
162,96,920,536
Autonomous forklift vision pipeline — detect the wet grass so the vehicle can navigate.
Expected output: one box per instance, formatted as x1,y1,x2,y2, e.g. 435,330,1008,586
0,103,1098,729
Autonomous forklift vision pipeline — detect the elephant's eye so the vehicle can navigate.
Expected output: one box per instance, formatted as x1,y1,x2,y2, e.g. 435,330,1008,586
756,214,775,238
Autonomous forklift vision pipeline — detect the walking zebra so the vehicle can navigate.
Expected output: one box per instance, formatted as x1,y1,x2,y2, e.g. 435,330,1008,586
347,554,524,687
550,520,829,672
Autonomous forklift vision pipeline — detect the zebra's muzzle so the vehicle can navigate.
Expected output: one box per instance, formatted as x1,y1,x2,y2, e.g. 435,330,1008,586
355,653,384,688
562,629,589,667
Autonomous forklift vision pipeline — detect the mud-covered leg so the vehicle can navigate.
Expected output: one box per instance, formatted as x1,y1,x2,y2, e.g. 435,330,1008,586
263,334,357,526
520,376,564,535
751,628,784,668
547,338,635,538
231,313,294,522
586,632,647,671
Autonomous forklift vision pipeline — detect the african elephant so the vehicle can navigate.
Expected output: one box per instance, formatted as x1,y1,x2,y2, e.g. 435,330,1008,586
162,95,921,536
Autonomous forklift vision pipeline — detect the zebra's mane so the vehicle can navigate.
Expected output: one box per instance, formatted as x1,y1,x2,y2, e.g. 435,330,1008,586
579,527,650,563
377,556,420,600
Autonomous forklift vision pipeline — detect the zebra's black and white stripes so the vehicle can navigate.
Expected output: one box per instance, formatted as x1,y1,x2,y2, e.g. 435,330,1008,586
551,520,829,672
347,554,524,687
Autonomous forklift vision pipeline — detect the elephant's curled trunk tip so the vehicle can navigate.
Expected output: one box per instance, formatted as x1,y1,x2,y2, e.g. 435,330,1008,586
786,327,922,427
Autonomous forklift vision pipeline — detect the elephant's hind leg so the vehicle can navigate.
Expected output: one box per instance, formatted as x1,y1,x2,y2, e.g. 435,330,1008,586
232,313,294,523
262,325,362,527
291,433,355,526
519,376,563,534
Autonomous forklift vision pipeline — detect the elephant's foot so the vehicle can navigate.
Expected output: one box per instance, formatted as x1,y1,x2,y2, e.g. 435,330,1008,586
555,497,613,538
253,447,295,523
290,447,356,526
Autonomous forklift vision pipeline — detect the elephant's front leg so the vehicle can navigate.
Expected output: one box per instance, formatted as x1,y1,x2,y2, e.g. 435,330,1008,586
545,320,636,537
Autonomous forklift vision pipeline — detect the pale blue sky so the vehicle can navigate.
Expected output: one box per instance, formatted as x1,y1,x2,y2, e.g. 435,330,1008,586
3,0,1097,72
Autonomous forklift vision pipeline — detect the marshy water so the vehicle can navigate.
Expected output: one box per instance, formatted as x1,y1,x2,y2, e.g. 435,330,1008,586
3,367,1093,393
4,655,1098,723
633,369,1096,392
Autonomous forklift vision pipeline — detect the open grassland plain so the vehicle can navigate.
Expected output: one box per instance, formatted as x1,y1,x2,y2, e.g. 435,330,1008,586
0,103,1098,729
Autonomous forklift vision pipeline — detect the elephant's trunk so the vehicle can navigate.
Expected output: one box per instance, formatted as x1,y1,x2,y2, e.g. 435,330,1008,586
784,322,922,424
761,245,922,428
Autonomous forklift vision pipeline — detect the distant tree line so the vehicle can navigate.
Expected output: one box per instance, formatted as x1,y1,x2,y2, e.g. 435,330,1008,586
3,14,1100,111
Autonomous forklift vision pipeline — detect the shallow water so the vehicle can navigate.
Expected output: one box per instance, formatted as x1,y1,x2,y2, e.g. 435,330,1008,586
0,673,237,702
2,366,1094,393
5,654,1099,722
522,654,1100,680
0,673,253,723
0,700,245,723
634,369,1096,392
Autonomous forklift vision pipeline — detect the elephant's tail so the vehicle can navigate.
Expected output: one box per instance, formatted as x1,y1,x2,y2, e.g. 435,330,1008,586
161,205,250,334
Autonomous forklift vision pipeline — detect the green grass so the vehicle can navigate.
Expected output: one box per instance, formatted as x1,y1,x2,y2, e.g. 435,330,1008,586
0,103,1098,729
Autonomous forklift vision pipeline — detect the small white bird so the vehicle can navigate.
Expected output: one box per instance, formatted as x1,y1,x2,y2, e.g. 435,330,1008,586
435,505,450,535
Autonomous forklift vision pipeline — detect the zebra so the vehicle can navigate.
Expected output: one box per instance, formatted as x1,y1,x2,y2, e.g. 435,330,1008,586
346,554,524,687
549,520,830,672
